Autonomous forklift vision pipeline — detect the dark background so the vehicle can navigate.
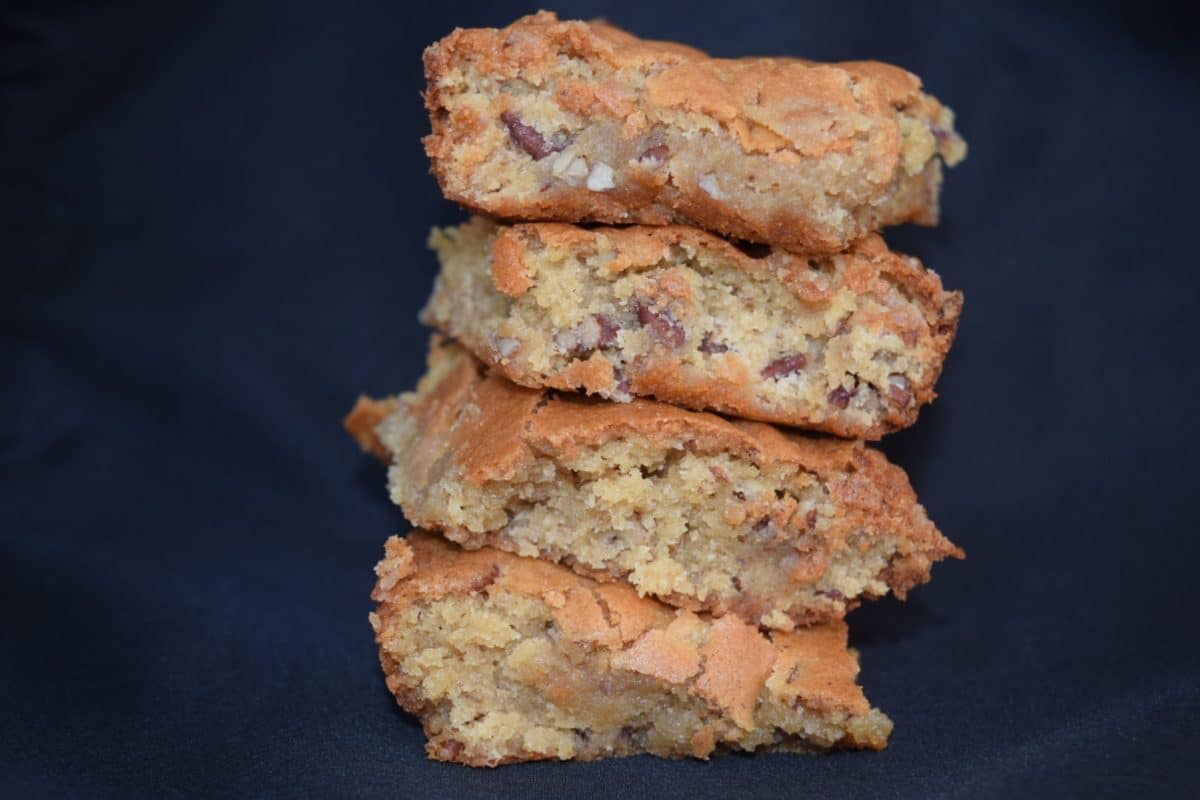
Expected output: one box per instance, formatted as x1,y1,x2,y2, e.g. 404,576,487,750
3,1,1198,797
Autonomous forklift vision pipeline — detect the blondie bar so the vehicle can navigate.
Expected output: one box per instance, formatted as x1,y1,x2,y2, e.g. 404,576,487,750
424,12,965,253
371,532,892,765
346,339,961,630
424,218,961,438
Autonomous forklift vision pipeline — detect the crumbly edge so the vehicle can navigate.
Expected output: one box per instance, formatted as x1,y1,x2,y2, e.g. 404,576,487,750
370,534,892,765
422,218,962,438
422,12,965,252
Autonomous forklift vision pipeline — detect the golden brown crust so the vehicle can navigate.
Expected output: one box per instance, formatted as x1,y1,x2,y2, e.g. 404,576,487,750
423,12,966,253
694,614,779,730
372,532,889,763
768,626,871,716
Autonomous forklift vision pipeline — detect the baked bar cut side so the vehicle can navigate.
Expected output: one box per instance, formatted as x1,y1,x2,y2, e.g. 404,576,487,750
423,12,966,254
371,532,892,765
424,218,962,438
346,340,962,630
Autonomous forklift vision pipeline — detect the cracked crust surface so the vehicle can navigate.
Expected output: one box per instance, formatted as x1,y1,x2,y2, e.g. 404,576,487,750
371,532,892,765
346,339,961,629
423,217,962,438
423,11,966,254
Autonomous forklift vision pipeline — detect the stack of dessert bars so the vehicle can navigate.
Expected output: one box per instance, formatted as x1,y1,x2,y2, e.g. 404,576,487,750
346,12,967,767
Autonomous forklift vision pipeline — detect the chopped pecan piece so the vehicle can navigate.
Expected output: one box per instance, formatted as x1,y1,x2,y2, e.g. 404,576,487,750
828,385,857,409
639,143,669,163
594,314,620,349
612,366,632,400
699,331,729,354
499,111,563,160
761,353,807,380
887,374,912,406
634,300,685,348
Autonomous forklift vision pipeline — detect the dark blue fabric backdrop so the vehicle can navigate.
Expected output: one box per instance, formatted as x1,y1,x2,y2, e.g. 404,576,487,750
3,2,1198,797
